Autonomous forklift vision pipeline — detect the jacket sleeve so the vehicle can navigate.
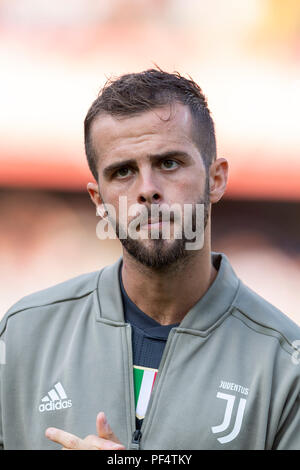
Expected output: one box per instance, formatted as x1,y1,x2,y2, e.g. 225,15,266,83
0,384,3,449
0,334,5,449
273,393,300,450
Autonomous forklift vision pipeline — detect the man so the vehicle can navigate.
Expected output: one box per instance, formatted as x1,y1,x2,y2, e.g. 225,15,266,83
0,69,299,450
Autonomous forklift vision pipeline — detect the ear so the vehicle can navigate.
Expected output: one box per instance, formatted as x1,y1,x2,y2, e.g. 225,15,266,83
87,182,106,217
209,158,229,204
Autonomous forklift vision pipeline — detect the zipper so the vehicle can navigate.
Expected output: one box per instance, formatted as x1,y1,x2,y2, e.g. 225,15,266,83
125,324,142,450
125,325,178,449
130,429,142,450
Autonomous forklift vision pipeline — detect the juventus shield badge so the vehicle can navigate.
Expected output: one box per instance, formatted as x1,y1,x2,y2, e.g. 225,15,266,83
211,392,247,444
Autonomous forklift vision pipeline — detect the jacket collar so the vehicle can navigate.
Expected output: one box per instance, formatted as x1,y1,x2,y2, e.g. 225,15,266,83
96,252,240,332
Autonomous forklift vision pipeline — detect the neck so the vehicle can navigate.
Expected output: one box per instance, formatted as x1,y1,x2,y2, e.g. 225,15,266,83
121,231,217,325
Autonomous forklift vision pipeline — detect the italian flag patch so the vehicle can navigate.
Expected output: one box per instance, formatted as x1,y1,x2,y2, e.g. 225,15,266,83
133,365,158,419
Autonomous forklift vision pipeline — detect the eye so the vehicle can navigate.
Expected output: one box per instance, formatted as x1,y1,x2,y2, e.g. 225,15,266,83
114,167,133,179
161,159,179,170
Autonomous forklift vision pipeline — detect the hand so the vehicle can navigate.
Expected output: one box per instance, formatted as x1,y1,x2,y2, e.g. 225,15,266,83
45,411,125,450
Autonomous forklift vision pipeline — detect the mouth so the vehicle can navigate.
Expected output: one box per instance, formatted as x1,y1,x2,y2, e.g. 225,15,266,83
144,221,163,229
141,216,173,229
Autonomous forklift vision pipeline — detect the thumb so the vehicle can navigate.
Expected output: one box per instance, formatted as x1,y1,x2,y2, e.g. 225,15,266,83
96,412,123,445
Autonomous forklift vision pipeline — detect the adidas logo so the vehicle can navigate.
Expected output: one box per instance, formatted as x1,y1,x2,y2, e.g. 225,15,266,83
38,382,72,413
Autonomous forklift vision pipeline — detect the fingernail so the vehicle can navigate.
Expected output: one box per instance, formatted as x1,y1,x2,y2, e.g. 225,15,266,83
45,428,55,438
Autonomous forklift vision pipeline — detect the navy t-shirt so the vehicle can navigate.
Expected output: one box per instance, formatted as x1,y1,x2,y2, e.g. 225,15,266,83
119,268,179,429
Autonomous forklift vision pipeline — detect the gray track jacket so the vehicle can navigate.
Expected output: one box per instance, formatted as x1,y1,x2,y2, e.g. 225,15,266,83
0,253,299,449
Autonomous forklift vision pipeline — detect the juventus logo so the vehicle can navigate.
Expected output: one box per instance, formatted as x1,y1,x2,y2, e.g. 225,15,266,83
211,392,247,444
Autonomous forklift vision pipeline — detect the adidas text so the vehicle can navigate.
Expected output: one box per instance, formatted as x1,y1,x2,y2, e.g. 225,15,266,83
39,399,72,413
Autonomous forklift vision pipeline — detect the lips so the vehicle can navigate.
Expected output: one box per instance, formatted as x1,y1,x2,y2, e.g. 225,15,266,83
147,218,161,225
141,215,172,227
140,220,161,230
129,207,177,232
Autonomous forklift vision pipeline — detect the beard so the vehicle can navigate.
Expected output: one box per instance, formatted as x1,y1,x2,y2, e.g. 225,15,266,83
115,180,210,271
119,235,188,270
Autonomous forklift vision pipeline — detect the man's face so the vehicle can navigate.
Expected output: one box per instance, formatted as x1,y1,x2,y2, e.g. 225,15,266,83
90,102,210,269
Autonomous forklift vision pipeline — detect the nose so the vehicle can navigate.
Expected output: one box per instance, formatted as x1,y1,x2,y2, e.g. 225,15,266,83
136,171,162,205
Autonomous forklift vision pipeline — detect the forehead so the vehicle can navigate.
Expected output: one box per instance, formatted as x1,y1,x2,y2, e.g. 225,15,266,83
90,103,197,157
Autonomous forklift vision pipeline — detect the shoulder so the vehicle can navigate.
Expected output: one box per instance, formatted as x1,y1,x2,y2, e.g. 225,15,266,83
0,270,102,336
232,280,300,356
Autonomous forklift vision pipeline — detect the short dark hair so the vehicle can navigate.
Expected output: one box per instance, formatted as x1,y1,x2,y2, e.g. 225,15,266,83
84,68,216,182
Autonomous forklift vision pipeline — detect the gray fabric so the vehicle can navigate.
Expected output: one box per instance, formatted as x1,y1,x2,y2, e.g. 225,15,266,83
0,252,299,449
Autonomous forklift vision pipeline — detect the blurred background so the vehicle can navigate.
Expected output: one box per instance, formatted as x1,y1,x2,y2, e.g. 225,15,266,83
0,0,299,324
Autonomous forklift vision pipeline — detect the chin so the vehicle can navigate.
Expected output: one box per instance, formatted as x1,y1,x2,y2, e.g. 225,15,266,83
121,237,190,270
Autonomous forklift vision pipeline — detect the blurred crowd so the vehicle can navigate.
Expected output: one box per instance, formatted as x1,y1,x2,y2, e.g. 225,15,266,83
1,190,299,325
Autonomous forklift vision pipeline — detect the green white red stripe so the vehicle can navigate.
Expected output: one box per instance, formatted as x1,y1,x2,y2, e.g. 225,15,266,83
133,365,158,419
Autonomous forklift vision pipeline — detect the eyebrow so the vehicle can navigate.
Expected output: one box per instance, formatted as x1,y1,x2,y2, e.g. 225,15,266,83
102,150,192,178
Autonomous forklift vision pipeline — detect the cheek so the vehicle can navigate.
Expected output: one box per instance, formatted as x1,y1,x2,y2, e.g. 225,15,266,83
103,193,143,225
99,190,121,219
167,174,206,203
99,180,129,206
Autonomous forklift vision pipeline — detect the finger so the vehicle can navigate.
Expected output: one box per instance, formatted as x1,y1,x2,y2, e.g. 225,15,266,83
45,427,87,450
84,434,125,450
61,444,98,451
96,412,123,445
